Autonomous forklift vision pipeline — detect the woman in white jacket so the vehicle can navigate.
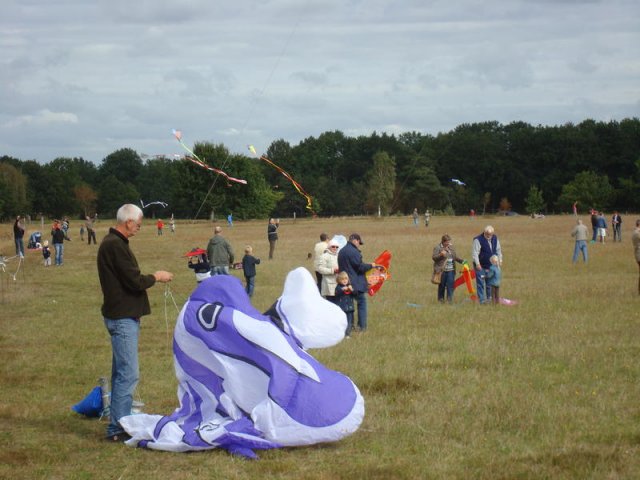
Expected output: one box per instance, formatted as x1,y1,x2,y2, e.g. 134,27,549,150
317,239,340,302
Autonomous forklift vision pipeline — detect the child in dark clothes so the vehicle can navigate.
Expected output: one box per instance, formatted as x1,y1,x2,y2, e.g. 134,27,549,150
334,271,355,337
241,245,260,297
42,240,51,267
187,249,211,283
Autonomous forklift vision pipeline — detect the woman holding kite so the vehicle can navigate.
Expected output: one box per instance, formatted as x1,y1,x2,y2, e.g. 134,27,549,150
432,234,466,304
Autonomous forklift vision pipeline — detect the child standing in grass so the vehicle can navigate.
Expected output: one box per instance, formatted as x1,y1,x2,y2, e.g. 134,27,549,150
484,255,501,305
241,245,260,297
42,240,51,267
334,271,355,337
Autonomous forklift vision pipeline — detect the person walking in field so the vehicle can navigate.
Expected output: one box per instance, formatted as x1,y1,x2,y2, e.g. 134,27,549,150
612,211,622,242
241,245,260,297
207,226,234,275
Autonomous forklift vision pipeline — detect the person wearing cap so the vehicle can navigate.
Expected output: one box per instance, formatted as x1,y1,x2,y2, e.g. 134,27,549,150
338,233,373,332
317,238,340,302
313,233,330,291
471,225,503,304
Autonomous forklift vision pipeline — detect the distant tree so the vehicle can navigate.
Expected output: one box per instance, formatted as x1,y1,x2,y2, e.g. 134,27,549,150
498,197,512,213
524,186,546,215
74,183,98,217
366,151,396,216
556,171,614,212
98,148,143,185
0,162,29,218
97,175,139,217
482,192,491,215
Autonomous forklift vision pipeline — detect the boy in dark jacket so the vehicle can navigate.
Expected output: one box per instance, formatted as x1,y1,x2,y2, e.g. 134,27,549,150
241,245,260,297
334,271,355,337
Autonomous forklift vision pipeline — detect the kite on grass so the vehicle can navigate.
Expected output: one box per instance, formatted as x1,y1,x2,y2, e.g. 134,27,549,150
172,129,247,185
118,267,363,459
140,199,169,209
247,145,315,214
451,178,466,186
366,250,391,296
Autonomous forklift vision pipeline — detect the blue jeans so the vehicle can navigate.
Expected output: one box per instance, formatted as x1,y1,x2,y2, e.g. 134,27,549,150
104,317,140,437
572,240,588,263
54,243,64,265
437,270,455,303
211,265,230,276
475,268,491,303
245,275,255,297
15,238,24,257
355,291,367,331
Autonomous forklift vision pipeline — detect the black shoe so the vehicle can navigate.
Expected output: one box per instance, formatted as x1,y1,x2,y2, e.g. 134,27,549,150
105,432,131,443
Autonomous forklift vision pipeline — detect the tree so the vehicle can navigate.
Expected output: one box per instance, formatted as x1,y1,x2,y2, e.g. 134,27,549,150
498,197,512,213
524,186,546,215
0,162,29,218
556,171,614,212
366,151,396,216
74,183,98,216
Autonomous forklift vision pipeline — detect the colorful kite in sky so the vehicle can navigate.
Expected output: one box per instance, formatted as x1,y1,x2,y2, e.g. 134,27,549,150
172,130,247,185
247,145,315,213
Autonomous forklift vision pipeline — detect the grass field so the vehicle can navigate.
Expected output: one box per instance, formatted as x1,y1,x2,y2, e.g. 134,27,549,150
1,214,639,479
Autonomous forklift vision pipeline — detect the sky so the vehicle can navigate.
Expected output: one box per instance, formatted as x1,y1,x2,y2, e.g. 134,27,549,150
1,0,639,164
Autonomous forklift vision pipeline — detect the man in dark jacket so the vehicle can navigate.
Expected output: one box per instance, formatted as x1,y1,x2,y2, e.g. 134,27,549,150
97,204,173,442
471,225,503,304
338,233,373,332
207,226,235,275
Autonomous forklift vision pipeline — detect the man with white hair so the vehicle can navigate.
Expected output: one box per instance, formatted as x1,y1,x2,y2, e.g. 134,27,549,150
97,203,174,442
207,225,235,275
472,225,503,304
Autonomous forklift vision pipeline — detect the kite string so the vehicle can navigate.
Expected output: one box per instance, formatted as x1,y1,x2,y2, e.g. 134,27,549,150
163,284,180,350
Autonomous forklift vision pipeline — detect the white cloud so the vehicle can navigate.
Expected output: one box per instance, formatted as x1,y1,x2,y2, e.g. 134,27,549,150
4,109,79,128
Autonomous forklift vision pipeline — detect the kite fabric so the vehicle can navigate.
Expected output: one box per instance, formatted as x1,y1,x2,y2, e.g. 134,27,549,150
453,263,477,301
247,145,315,214
172,129,247,185
366,250,392,296
71,386,104,418
119,267,364,458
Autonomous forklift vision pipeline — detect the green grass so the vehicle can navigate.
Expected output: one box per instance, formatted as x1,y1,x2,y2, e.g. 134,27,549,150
1,215,639,479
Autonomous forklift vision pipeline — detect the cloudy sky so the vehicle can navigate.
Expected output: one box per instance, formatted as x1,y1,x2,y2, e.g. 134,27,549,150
1,0,638,164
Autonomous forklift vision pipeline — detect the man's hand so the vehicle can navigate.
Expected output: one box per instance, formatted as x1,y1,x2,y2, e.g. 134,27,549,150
154,271,174,283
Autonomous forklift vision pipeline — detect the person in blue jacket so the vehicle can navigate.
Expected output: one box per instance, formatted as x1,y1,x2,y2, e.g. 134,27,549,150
337,233,374,332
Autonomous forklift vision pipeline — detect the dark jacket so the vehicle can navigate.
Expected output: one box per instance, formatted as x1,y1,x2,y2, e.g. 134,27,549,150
51,227,65,244
97,228,156,319
337,242,372,294
334,284,355,312
207,235,234,267
242,254,261,277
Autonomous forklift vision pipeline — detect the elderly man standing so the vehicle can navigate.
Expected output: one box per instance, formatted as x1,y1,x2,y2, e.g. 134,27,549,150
97,203,173,442
207,225,235,275
472,225,503,304
338,233,373,332
571,219,589,263
267,218,279,260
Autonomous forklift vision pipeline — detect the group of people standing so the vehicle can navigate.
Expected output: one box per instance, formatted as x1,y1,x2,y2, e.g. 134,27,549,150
314,232,375,336
431,225,503,305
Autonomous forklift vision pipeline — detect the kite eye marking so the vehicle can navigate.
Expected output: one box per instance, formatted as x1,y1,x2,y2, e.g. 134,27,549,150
197,303,223,331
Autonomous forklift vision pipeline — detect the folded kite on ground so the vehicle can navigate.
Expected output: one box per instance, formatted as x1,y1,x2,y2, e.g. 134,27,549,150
119,268,364,458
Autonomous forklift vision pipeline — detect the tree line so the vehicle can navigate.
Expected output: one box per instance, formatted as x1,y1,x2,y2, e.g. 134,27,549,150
1,118,639,221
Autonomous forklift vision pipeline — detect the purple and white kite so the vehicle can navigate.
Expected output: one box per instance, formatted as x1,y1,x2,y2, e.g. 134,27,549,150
119,267,364,458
